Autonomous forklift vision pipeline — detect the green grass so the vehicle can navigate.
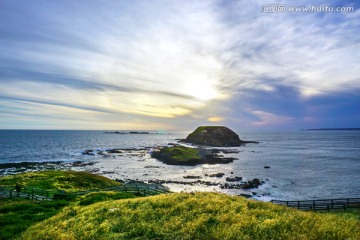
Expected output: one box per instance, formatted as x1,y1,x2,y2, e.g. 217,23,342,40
321,209,360,221
0,198,69,240
2,171,359,240
166,146,201,162
189,126,222,134
20,192,360,240
0,171,135,240
152,146,201,164
78,191,136,206
0,170,121,192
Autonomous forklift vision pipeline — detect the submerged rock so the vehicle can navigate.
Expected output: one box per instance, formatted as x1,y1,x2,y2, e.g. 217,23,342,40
208,173,225,178
181,126,258,147
220,178,265,190
82,149,94,155
183,175,202,179
226,176,243,182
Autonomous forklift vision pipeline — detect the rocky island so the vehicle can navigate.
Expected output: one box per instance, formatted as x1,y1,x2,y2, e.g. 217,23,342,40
180,126,259,147
151,146,236,165
151,126,258,165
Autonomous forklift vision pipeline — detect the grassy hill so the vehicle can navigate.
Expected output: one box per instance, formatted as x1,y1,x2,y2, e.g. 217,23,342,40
0,171,132,239
0,170,121,192
1,171,359,240
20,192,360,240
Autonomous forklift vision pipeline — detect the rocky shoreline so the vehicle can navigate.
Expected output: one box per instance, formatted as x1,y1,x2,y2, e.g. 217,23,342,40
0,130,270,199
0,161,97,175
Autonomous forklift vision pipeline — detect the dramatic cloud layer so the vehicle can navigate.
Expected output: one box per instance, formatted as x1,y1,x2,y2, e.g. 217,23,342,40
1,0,359,130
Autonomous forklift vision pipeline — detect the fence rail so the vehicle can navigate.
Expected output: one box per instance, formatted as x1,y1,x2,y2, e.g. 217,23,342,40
0,183,170,201
271,198,360,211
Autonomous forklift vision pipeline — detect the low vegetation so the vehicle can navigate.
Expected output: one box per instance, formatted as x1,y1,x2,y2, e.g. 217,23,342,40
0,198,69,239
0,171,134,239
0,170,121,192
20,192,360,240
77,191,136,206
151,146,202,165
2,171,359,240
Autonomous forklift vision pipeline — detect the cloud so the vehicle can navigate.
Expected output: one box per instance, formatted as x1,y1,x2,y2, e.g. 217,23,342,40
0,0,359,129
207,116,224,123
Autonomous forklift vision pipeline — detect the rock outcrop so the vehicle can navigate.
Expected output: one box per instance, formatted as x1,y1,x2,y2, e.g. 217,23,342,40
182,126,258,147
151,146,236,166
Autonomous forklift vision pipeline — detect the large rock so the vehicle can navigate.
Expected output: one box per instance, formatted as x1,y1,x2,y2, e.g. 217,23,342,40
183,126,255,147
151,146,236,166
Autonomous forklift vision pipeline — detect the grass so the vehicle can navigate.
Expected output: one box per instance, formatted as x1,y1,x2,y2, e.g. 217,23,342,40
165,146,201,162
0,171,135,240
189,126,222,134
0,198,69,239
2,171,359,240
152,146,201,164
321,208,360,221
77,191,136,206
20,192,360,240
0,170,121,192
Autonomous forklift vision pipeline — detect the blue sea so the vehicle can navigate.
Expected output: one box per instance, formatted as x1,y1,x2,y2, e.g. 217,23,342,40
0,130,359,201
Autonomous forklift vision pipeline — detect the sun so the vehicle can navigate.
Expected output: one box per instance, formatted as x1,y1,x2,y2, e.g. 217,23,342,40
186,75,218,100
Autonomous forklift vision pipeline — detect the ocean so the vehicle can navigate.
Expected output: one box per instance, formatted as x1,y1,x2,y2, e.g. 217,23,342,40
0,130,359,201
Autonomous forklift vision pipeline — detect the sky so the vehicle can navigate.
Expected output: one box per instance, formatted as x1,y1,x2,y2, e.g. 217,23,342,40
0,0,359,131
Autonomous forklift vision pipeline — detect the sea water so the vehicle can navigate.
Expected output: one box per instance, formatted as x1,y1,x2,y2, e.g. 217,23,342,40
0,130,359,201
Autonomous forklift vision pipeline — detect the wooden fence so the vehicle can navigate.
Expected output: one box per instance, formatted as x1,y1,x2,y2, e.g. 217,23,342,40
271,198,360,211
0,183,170,201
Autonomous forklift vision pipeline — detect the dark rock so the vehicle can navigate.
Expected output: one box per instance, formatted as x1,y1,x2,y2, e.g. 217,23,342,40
220,178,265,190
181,126,259,147
221,149,240,154
144,166,161,168
151,146,236,166
241,178,263,189
183,175,202,179
208,173,225,178
226,176,242,182
239,193,253,198
82,149,94,155
102,171,115,174
107,149,123,153
72,161,96,167
147,179,218,186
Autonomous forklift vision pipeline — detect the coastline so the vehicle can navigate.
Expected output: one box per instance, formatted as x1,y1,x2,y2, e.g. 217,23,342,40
0,154,269,200
1,130,359,201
